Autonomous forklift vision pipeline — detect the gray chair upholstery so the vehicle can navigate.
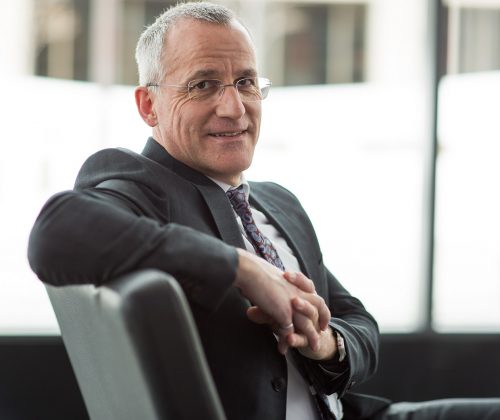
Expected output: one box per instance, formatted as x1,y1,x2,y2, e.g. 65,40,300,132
46,269,226,420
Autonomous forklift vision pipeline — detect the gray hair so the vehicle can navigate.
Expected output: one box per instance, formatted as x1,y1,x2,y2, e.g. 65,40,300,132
135,2,236,86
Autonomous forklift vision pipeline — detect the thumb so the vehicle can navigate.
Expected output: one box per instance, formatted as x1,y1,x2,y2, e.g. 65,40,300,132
246,306,274,325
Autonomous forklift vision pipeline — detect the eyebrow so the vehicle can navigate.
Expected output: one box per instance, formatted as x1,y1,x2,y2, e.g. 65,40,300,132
187,68,258,81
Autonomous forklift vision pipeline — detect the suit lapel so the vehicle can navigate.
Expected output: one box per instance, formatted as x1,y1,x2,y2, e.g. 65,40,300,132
249,183,326,298
250,186,315,279
194,184,246,248
142,138,245,248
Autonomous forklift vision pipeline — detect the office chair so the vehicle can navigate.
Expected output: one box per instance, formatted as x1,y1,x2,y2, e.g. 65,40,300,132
46,269,226,420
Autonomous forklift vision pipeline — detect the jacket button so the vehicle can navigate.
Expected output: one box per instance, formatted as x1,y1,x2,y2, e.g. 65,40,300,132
271,377,286,392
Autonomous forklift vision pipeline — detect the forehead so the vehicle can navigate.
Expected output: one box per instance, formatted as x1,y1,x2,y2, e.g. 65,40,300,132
163,18,257,80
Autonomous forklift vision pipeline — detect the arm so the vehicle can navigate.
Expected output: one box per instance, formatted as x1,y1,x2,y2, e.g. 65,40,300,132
28,188,238,312
28,187,330,354
300,265,380,397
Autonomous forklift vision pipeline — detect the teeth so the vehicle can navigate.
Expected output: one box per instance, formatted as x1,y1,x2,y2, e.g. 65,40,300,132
213,131,243,137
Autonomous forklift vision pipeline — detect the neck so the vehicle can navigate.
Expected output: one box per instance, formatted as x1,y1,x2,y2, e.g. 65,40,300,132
208,173,242,187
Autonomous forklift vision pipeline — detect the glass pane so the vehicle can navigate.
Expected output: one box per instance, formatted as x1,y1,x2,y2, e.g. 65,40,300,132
434,72,500,332
283,4,328,85
34,0,89,81
458,8,500,73
264,3,367,86
434,2,500,332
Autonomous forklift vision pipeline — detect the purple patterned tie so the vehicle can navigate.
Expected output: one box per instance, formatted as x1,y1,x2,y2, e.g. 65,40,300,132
226,186,285,271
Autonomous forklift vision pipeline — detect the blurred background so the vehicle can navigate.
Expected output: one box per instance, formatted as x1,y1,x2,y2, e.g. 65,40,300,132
0,0,499,418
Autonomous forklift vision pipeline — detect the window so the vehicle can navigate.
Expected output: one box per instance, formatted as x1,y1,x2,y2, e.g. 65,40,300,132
4,0,498,334
33,0,178,85
34,0,90,81
448,6,500,74
265,3,366,86
32,0,367,87
434,1,500,331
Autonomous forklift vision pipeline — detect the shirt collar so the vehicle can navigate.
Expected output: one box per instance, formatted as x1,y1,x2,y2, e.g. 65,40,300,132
208,175,250,201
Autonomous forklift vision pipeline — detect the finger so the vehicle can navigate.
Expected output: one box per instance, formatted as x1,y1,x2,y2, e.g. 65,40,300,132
285,273,330,331
284,272,316,293
277,322,294,355
292,297,319,326
286,332,309,348
246,306,274,325
315,296,331,331
301,293,331,331
278,335,290,355
292,312,320,351
247,307,291,354
277,322,295,340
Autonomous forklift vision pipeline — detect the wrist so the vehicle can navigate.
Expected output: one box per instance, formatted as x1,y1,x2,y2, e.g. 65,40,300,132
316,328,346,363
318,327,337,361
234,249,251,291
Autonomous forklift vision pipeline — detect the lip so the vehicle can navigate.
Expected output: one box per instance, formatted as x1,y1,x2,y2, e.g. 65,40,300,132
207,129,248,139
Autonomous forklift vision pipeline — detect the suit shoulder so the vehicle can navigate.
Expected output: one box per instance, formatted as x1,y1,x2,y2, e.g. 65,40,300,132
249,181,301,204
75,147,164,190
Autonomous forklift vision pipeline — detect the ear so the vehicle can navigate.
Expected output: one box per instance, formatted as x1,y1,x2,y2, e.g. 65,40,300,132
135,86,157,127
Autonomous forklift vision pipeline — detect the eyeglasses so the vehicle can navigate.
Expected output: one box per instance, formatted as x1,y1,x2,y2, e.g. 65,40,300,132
146,77,271,102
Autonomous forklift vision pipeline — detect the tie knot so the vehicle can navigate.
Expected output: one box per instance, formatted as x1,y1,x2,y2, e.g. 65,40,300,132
226,186,248,210
226,186,254,225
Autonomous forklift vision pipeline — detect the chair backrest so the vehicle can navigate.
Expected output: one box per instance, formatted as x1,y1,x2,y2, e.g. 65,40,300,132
46,269,226,420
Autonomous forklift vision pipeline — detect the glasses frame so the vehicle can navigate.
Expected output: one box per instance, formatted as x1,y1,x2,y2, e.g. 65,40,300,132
146,76,272,102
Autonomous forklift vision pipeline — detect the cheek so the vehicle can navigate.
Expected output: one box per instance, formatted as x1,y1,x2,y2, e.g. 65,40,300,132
247,102,261,123
168,98,192,136
178,104,210,139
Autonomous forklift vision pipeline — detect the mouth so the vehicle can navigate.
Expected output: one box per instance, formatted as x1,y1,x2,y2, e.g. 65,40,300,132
208,130,247,138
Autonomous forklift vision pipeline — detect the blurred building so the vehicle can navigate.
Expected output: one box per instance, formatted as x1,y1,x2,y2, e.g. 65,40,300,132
4,0,500,85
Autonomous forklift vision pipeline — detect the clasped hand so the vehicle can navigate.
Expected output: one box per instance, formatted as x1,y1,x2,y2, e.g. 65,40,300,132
235,250,336,361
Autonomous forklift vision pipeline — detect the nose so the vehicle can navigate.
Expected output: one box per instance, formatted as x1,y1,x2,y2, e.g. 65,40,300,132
215,85,246,119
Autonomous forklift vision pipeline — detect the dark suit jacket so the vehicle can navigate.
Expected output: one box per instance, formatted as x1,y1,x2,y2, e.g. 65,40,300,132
28,137,389,419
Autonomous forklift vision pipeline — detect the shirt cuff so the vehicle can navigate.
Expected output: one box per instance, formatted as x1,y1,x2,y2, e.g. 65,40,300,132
317,328,349,375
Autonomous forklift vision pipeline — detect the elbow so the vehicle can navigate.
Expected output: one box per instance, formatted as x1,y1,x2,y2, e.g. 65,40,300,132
27,191,83,286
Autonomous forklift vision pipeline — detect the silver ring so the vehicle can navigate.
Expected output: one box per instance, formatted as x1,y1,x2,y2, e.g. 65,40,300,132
279,323,294,330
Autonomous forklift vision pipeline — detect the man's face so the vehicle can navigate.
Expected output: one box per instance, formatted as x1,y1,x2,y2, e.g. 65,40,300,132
151,19,261,185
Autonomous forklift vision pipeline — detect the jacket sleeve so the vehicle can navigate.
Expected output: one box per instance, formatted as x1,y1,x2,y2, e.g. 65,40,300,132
253,181,380,397
27,186,239,313
304,263,380,397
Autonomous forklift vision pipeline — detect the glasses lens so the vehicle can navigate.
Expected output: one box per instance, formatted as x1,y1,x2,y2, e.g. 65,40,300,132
188,79,221,100
248,78,271,101
258,78,271,100
187,78,272,101
235,78,262,102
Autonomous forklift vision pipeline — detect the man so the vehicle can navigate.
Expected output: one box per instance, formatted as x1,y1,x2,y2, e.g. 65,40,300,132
28,2,500,419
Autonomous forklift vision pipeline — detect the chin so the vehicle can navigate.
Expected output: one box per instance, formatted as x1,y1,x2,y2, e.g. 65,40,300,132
209,159,252,181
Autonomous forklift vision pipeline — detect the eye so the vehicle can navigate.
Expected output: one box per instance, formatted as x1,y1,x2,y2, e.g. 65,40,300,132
191,79,219,91
235,78,255,88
